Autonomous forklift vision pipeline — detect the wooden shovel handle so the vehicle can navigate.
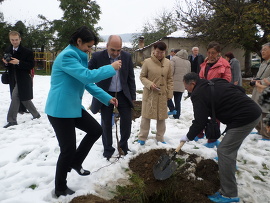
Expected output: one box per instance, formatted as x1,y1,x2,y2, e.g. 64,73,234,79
175,141,185,153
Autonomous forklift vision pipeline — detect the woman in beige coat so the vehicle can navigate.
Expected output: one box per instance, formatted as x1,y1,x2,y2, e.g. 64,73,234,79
167,49,191,119
138,41,173,145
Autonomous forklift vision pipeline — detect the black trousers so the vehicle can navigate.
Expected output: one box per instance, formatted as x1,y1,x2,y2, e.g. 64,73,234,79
100,91,132,158
48,109,102,191
167,91,183,119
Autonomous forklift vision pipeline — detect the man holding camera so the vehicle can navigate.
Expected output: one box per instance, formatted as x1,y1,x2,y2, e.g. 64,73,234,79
251,42,270,140
2,31,40,128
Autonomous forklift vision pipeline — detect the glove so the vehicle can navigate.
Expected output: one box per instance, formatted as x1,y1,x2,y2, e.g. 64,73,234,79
180,135,189,142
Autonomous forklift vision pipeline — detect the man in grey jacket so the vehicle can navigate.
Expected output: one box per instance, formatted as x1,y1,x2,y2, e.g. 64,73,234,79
251,42,270,140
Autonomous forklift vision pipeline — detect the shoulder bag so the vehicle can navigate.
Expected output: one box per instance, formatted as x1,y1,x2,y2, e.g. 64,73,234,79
205,81,221,139
1,68,9,84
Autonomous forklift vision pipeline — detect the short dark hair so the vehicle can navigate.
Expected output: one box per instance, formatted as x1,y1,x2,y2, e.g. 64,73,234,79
69,26,98,46
173,49,181,54
183,72,200,84
224,52,235,60
153,41,167,51
207,41,221,52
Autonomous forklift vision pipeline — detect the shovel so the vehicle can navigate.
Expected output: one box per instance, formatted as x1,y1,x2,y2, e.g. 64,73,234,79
153,141,185,180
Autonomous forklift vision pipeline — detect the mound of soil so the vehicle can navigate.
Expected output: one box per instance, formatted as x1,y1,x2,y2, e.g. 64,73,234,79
71,148,220,203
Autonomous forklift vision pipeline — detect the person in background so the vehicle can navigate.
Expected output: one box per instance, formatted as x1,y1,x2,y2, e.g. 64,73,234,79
180,72,261,203
2,31,40,128
166,48,175,60
167,49,191,119
137,41,173,145
259,85,270,137
198,41,232,148
251,42,270,140
45,26,121,197
188,46,205,74
224,52,242,86
89,35,136,160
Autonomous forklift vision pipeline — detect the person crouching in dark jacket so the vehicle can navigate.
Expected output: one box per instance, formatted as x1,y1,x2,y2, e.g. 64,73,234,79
180,72,261,203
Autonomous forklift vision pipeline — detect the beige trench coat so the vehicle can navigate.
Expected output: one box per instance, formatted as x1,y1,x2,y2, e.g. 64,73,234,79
140,54,173,120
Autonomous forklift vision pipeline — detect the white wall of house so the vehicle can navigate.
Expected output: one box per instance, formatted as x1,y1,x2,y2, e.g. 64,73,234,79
134,37,245,71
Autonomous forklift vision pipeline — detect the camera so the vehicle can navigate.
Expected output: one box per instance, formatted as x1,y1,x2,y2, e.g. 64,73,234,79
249,78,261,86
3,53,12,62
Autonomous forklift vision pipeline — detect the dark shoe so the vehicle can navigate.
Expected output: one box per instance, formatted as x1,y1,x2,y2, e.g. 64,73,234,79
3,122,18,128
103,150,115,161
71,166,90,176
122,148,131,155
18,110,29,114
55,187,75,197
104,155,112,161
32,114,41,120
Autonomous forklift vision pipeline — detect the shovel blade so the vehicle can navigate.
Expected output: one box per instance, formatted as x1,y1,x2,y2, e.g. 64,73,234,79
153,154,178,180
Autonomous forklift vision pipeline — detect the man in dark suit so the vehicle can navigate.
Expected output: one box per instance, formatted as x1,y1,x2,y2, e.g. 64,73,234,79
166,48,175,60
188,47,205,73
88,35,136,160
2,31,40,128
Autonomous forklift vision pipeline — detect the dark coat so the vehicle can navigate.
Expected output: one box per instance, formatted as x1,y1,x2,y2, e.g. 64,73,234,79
186,78,262,140
88,50,136,114
188,54,205,74
5,45,34,101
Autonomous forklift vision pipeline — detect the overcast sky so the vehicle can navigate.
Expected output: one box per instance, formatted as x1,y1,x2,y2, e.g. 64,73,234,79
0,0,181,35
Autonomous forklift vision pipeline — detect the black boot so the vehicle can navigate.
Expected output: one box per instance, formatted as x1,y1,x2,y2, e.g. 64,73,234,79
55,187,75,197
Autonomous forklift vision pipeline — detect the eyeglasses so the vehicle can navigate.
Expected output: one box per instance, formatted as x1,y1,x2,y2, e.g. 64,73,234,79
261,48,270,53
207,51,219,56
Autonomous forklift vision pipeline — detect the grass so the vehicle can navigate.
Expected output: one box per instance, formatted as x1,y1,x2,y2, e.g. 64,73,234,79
34,68,51,76
113,173,147,203
28,184,37,190
18,151,30,161
175,157,186,165
253,175,265,182
262,163,269,170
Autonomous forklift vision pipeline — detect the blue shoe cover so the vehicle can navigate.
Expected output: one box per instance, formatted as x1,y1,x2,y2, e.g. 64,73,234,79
138,140,145,145
208,192,240,202
168,110,177,115
204,140,220,148
194,135,205,142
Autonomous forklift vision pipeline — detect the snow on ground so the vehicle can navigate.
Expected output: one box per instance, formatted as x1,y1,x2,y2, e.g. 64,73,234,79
0,68,269,203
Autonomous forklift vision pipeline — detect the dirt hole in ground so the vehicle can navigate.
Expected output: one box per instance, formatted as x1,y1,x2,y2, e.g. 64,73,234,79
71,148,220,203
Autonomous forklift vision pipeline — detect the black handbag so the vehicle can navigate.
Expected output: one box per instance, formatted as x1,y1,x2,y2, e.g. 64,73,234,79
205,81,221,140
1,68,9,84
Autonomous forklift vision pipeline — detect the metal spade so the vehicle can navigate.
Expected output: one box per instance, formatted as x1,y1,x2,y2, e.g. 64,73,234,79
153,141,185,180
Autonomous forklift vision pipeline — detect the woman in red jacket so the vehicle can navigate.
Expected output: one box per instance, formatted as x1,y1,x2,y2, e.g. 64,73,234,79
197,41,232,148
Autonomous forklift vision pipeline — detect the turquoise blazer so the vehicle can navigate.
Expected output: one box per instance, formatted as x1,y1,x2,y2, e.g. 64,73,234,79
45,45,116,118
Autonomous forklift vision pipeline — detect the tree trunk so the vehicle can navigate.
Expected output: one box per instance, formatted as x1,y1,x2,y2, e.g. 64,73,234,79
244,50,252,77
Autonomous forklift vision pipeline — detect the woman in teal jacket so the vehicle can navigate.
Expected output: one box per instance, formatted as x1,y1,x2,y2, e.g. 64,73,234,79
45,26,121,197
